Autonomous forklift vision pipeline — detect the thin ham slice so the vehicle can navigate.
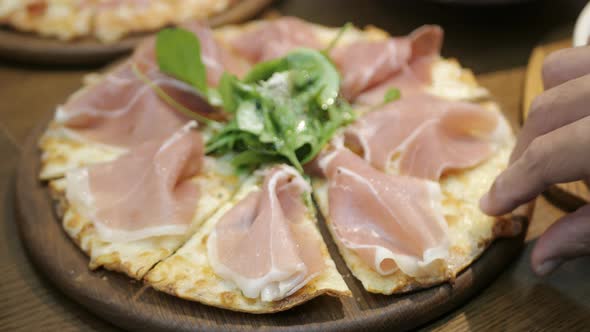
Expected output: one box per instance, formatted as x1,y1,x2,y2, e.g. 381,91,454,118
317,147,449,277
65,122,203,242
57,63,191,148
344,94,499,180
355,56,434,105
182,21,250,83
229,16,323,63
331,25,443,102
399,104,499,180
57,22,247,148
207,165,325,302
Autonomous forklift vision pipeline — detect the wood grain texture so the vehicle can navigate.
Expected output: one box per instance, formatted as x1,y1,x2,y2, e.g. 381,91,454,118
14,111,531,331
0,0,274,66
522,39,590,211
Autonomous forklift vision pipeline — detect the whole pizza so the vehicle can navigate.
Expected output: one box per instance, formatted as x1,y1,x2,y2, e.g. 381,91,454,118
38,16,520,313
0,0,240,42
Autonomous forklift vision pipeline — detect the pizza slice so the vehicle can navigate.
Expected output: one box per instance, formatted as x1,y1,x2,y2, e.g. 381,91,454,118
144,165,350,313
306,26,518,293
48,128,241,279
38,24,248,279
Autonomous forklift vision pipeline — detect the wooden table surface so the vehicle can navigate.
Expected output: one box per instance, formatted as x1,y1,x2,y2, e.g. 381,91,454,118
2,0,590,331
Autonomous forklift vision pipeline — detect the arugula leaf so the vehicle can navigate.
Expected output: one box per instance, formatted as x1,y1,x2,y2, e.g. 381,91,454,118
206,48,355,173
383,87,401,104
236,101,264,134
323,22,352,54
156,28,208,95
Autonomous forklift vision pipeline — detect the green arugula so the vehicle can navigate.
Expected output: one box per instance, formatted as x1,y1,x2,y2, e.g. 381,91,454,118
155,28,355,173
323,22,352,55
156,28,208,95
383,87,401,104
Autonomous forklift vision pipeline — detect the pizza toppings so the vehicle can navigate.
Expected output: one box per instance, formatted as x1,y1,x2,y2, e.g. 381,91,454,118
331,25,443,102
345,94,500,180
158,22,250,87
207,165,325,301
65,122,203,242
204,48,355,172
55,24,246,148
37,16,517,306
398,102,499,180
229,17,323,63
56,62,191,148
316,147,449,277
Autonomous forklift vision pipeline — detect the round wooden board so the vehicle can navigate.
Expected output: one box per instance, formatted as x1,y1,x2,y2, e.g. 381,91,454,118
0,0,274,66
523,39,590,212
14,111,533,332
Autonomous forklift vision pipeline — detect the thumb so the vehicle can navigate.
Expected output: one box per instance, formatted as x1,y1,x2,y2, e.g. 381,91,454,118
531,204,590,276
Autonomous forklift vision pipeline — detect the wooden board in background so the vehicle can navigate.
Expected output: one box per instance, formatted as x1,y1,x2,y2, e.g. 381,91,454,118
14,110,532,332
0,0,274,66
523,39,590,211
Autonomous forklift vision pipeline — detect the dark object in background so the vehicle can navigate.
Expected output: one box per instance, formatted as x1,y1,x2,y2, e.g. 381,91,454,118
428,0,535,4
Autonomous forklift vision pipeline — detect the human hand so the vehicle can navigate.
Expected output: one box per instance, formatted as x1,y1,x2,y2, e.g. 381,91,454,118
479,46,590,276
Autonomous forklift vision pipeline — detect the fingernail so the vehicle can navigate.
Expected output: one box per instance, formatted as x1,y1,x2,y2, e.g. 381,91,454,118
535,259,563,276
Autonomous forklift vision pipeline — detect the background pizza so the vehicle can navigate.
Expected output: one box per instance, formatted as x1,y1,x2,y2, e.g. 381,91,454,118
0,0,239,42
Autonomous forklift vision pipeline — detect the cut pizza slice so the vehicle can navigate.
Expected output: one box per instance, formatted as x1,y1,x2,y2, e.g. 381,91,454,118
36,23,251,279
144,165,350,313
310,97,517,294
48,123,242,280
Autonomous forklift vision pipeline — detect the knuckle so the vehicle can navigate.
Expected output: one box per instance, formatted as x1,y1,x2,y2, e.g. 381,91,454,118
529,94,548,121
542,49,567,85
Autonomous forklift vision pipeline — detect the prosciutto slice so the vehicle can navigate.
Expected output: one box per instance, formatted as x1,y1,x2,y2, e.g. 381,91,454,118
331,25,443,102
56,22,247,148
229,16,323,63
65,122,203,242
207,165,325,302
317,147,449,277
345,94,499,180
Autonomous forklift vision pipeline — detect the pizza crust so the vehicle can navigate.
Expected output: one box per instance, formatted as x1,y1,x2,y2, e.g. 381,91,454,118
49,156,242,280
144,173,351,313
39,122,126,180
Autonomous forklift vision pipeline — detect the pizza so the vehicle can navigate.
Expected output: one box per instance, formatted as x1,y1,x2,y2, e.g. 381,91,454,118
0,0,239,42
38,16,520,313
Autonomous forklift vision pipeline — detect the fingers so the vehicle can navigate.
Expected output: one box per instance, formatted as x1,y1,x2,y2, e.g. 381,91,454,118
531,204,590,276
480,116,590,216
543,46,590,90
511,73,590,163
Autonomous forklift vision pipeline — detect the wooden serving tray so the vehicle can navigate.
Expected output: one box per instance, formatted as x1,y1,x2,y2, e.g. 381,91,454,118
14,110,532,332
523,39,590,211
0,0,274,66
